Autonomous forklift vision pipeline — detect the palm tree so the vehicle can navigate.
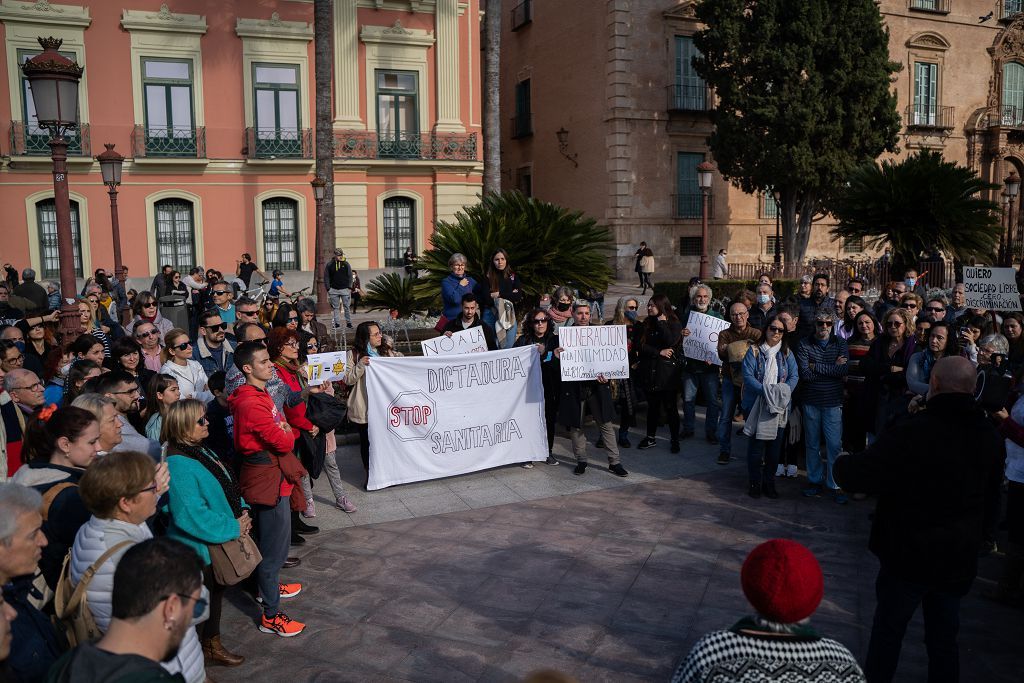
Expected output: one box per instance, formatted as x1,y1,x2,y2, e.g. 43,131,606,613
830,151,1002,273
482,0,501,194
313,0,334,313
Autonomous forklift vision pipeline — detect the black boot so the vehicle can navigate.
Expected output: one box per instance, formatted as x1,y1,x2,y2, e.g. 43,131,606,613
291,510,319,535
748,482,762,499
762,479,779,499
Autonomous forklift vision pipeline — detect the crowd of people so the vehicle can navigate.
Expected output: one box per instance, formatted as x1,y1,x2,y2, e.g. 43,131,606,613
0,250,1018,682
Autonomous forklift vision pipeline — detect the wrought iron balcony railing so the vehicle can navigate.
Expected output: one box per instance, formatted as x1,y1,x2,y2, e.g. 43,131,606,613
989,105,1024,128
243,127,312,159
511,114,533,139
904,104,955,130
9,121,89,156
1002,0,1022,21
333,131,478,161
672,192,715,220
667,85,712,112
131,125,205,158
511,0,532,31
908,0,950,13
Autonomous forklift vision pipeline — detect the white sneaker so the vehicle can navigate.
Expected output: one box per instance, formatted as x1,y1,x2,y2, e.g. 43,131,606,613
786,464,798,478
775,464,785,477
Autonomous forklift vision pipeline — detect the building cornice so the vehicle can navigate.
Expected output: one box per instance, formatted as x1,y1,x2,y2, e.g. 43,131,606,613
356,0,468,16
0,0,91,28
236,13,312,41
120,4,207,35
360,20,435,47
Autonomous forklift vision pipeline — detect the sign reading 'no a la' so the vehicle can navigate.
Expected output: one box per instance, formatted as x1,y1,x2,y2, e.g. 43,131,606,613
421,327,489,356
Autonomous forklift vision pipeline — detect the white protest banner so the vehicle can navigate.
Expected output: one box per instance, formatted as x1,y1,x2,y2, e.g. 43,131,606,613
963,266,1022,312
365,346,547,490
556,324,629,381
421,326,489,356
304,351,347,386
682,311,731,365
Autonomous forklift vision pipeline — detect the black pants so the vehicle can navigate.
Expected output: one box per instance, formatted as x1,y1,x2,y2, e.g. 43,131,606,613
645,389,679,442
544,396,558,453
356,422,369,471
199,564,225,641
864,568,967,683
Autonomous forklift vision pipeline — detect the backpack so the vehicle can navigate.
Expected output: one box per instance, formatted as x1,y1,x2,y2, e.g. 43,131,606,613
53,540,133,647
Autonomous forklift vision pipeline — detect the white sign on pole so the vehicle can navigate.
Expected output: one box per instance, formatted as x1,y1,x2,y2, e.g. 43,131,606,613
421,327,489,356
305,351,347,386
963,266,1022,312
365,346,547,490
682,311,731,366
556,324,629,381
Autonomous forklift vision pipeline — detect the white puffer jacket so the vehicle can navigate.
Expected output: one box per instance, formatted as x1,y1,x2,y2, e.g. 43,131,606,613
160,359,213,402
70,516,207,683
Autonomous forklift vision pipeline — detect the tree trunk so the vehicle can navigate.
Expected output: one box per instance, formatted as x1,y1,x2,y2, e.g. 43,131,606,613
482,0,501,195
313,0,335,314
781,190,817,276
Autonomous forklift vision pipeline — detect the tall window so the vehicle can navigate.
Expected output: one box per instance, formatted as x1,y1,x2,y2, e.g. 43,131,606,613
673,36,706,111
376,70,419,158
262,198,299,271
1004,0,1023,19
913,62,938,125
142,58,196,156
1004,62,1024,126
382,197,414,267
36,199,83,279
513,79,532,138
19,49,81,155
676,152,703,218
253,64,301,157
154,199,196,270
762,193,780,219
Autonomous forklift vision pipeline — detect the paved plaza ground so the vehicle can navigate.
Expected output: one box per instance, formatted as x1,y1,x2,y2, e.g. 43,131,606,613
212,421,1022,683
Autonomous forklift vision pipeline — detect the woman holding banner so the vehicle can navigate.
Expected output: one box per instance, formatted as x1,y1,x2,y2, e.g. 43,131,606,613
637,294,683,454
346,322,402,489
514,307,562,465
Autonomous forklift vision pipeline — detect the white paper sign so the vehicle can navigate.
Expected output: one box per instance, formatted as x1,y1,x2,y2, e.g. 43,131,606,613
365,346,547,490
682,311,731,366
304,351,347,386
421,327,489,356
557,324,629,381
963,266,1022,312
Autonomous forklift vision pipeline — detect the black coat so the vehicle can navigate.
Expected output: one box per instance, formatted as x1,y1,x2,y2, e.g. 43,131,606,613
514,332,560,400
557,379,616,428
834,393,1002,587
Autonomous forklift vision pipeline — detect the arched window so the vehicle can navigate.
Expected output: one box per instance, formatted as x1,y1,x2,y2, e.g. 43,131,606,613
36,199,83,279
154,199,196,270
382,197,415,267
1003,62,1024,125
262,198,299,271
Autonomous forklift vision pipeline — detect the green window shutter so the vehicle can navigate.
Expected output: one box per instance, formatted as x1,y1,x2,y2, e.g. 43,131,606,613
913,62,937,125
674,36,705,110
1004,62,1024,125
676,152,703,218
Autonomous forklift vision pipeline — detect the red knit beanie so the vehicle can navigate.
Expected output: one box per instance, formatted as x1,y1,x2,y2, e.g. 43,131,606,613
740,539,824,623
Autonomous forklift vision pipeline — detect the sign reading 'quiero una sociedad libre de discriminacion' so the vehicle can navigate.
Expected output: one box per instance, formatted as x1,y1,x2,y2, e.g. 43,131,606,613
963,267,1022,312
557,325,629,381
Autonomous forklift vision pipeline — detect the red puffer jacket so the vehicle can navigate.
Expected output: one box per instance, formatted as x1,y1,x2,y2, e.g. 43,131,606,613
228,383,304,506
274,363,313,440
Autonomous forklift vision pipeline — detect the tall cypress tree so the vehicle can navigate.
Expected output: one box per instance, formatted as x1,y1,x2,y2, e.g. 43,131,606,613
693,0,901,266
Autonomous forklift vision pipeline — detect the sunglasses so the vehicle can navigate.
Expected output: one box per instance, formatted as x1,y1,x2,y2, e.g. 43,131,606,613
904,303,918,309
532,318,549,324
213,290,230,296
287,317,299,323
886,321,904,328
306,343,318,350
135,330,157,339
767,326,785,333
142,302,157,308
926,307,944,313
626,306,638,311
237,309,258,316
172,341,192,351
197,416,209,426
203,322,228,331
815,321,833,327
169,593,208,621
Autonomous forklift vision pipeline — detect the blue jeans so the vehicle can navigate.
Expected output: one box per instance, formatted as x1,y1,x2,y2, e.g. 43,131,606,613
747,427,784,484
803,404,842,489
716,380,738,454
253,496,291,616
682,371,721,436
865,568,967,683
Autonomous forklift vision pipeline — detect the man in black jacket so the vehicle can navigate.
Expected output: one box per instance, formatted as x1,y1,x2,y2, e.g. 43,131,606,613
325,248,353,329
441,294,497,350
834,356,1002,683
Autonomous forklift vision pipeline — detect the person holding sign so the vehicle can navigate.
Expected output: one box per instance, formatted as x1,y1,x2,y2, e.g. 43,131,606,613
442,294,498,351
680,284,724,444
513,307,562,465
715,303,762,465
637,294,683,454
555,302,629,478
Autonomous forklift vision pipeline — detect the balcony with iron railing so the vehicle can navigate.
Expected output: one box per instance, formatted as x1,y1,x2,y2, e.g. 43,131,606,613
243,127,312,160
333,131,478,161
511,113,533,139
908,0,950,14
9,121,89,156
667,85,712,113
131,125,205,158
672,192,715,220
1003,0,1023,21
904,104,955,131
511,0,532,30
988,105,1024,129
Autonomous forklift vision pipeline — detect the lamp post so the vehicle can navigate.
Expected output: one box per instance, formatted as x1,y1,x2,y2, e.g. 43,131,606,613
310,176,328,314
697,161,715,281
1006,170,1021,267
21,37,83,340
97,143,125,280
772,189,782,273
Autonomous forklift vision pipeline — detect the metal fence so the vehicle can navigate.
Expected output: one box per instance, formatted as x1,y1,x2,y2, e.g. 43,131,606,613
726,257,958,290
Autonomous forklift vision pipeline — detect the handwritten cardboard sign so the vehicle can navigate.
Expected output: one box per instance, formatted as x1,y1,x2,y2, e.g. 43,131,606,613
557,324,629,381
421,326,490,356
682,311,731,366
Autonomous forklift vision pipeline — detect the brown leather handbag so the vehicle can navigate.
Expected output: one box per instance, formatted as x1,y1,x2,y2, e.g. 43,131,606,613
209,534,262,586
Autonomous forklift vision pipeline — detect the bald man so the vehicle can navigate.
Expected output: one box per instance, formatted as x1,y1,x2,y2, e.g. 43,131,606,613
835,356,1002,683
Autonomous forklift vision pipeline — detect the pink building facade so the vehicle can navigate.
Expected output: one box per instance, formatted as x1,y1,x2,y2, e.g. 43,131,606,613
0,0,482,281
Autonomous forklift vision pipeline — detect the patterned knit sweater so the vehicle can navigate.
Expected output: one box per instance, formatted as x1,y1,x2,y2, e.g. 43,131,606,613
671,619,865,683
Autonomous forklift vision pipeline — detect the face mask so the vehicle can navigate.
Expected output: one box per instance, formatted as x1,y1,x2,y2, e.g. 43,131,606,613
625,310,638,322
756,294,770,305
556,302,571,312
904,278,916,288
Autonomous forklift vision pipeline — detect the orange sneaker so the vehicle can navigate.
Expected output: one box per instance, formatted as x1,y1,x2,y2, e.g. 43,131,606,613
279,582,302,599
258,611,305,637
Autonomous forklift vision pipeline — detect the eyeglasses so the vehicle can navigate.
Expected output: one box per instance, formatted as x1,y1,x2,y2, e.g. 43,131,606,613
815,321,833,327
284,339,300,348
197,416,209,426
532,318,549,324
167,593,208,621
110,385,140,395
172,341,192,351
886,321,904,328
135,484,158,496
203,322,228,331
926,307,944,313
767,326,785,333
13,381,43,391
4,354,25,364
135,330,157,339
237,309,258,316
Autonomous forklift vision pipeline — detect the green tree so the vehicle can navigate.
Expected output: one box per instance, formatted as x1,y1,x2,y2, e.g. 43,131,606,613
361,272,437,319
693,0,901,266
418,191,613,301
830,151,1002,272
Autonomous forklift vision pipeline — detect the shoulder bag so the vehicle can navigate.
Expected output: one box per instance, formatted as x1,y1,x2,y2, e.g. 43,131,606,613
209,533,262,586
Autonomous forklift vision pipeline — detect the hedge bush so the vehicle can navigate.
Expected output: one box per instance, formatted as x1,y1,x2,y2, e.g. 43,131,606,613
652,279,801,307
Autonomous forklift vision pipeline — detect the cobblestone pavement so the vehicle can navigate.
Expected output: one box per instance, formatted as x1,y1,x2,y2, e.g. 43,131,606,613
213,425,1021,683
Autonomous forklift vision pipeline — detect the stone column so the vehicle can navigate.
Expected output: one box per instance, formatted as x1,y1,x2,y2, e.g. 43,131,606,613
435,0,464,132
334,0,362,128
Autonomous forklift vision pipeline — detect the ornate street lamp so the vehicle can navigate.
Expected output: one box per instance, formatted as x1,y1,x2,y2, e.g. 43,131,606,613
697,161,715,281
1006,170,1021,267
22,37,83,340
772,189,782,272
97,143,125,281
310,176,329,314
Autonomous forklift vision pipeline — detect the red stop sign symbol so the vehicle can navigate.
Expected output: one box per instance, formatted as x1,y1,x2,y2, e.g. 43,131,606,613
386,391,437,441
